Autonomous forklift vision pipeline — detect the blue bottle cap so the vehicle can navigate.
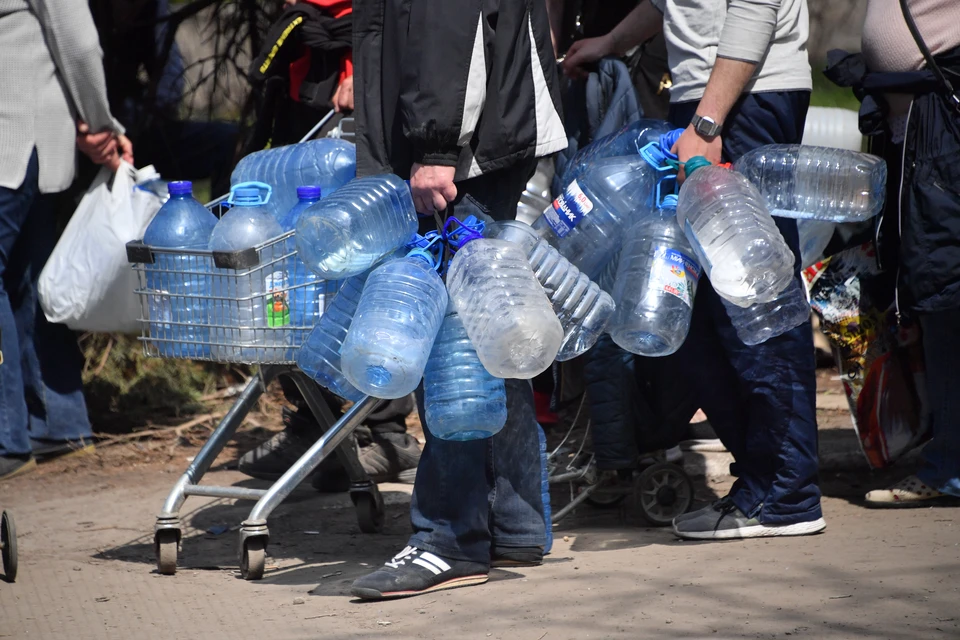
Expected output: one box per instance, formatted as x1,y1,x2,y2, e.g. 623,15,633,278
297,185,322,199
168,181,193,196
660,193,679,210
233,187,261,205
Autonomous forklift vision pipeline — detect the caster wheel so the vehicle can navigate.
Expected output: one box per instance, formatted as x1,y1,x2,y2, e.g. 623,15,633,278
354,492,384,533
635,462,694,527
240,537,266,581
1,510,17,582
154,530,179,576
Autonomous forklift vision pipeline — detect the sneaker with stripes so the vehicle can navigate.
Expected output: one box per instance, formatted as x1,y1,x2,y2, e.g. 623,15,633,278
351,546,489,600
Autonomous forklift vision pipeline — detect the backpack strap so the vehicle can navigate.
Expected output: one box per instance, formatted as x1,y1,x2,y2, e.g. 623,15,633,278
899,0,960,114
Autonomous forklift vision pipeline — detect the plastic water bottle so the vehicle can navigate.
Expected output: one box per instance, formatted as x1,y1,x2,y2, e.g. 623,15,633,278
494,220,615,361
733,144,887,222
676,166,795,307
142,181,218,358
797,219,837,268
560,119,672,185
422,309,507,440
533,152,666,280
209,183,286,360
538,424,553,554
446,222,563,379
231,139,356,217
722,276,810,345
296,273,367,402
296,174,418,279
277,185,329,328
608,195,701,357
341,249,448,399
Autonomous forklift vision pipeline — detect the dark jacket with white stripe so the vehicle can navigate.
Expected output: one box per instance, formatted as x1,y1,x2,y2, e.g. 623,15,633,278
352,0,567,180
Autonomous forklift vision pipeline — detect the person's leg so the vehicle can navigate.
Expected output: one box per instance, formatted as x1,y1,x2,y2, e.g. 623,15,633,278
13,194,94,453
0,151,40,478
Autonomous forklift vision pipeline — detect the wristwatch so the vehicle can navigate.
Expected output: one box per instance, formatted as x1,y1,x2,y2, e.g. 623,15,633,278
691,114,722,138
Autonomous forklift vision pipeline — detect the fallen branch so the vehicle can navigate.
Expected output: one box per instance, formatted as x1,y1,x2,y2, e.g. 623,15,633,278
94,412,224,446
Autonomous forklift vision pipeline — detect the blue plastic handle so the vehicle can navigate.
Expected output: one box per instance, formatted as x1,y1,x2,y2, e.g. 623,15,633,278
228,181,273,205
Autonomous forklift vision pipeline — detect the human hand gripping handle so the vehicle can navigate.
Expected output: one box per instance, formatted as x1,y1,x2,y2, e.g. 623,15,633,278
76,121,134,172
410,163,457,214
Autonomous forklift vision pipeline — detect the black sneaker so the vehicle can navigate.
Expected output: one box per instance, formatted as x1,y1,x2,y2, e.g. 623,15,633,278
359,432,421,484
237,408,322,481
678,420,726,452
30,438,95,462
0,455,36,482
672,500,826,540
491,546,543,568
351,546,489,600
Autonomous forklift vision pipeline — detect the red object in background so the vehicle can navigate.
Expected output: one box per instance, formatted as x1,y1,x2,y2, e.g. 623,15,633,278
534,391,558,426
289,0,353,102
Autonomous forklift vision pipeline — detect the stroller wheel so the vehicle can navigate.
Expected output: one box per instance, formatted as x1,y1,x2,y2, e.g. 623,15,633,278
1,510,17,582
634,463,694,527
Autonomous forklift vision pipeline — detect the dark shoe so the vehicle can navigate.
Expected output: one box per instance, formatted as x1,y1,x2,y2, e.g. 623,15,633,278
351,546,488,600
238,408,322,481
678,420,726,453
673,500,826,540
491,546,543,568
30,438,95,462
359,432,421,484
0,455,36,482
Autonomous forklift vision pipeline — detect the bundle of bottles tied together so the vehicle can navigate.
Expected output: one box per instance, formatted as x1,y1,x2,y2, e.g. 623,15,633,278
135,120,886,441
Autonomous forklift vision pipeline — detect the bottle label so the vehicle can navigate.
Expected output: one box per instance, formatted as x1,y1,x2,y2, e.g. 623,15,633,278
265,270,291,327
648,245,701,308
543,180,594,238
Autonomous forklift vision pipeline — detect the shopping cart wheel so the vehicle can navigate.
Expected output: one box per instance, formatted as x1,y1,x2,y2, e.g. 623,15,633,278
634,462,694,527
1,510,17,582
240,537,266,581
155,529,179,576
353,491,384,534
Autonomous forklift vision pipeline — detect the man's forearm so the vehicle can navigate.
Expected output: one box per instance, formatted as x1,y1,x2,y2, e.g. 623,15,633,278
694,57,757,125
608,0,663,56
545,0,563,57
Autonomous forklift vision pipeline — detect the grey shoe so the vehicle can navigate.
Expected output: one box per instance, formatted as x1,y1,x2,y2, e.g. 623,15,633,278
360,432,421,484
238,408,322,481
672,496,732,527
673,500,826,540
0,455,36,482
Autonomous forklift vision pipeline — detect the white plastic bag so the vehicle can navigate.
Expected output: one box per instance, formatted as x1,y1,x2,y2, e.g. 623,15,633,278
39,162,164,333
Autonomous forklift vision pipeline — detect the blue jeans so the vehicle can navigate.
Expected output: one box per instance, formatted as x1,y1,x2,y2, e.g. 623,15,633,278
662,92,823,525
0,151,92,457
917,310,960,497
408,159,546,564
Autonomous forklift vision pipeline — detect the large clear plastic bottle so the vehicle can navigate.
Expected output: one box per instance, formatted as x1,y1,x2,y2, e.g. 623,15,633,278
296,273,367,402
277,185,330,328
676,165,795,307
533,154,664,280
559,119,672,185
341,250,448,399
422,309,507,440
142,181,218,358
722,276,810,345
296,174,418,279
231,139,357,217
608,195,701,357
209,184,286,360
733,144,887,222
446,231,563,379
494,220,614,361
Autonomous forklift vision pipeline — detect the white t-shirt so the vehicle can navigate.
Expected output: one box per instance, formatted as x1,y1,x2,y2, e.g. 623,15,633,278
650,0,813,103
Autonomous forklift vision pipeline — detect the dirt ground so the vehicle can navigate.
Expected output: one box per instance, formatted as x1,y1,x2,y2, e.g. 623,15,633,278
1,374,957,640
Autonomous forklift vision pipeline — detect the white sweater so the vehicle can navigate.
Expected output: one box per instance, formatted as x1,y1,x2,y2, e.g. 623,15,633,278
0,0,122,193
650,0,812,103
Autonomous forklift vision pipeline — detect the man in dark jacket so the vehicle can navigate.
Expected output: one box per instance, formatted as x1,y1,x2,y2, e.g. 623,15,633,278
348,0,567,600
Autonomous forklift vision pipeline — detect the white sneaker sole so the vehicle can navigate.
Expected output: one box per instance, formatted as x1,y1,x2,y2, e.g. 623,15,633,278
679,439,727,453
674,517,827,540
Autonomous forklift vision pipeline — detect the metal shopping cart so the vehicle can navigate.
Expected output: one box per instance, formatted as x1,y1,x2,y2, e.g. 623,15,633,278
129,115,384,581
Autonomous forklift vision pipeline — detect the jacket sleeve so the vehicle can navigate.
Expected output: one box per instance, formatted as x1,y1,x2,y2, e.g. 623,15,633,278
27,0,124,134
717,0,781,64
399,0,487,166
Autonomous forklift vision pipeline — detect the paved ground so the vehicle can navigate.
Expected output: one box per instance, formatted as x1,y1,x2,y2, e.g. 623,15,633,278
1,385,958,639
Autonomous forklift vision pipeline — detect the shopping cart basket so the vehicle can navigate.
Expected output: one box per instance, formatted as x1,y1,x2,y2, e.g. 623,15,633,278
128,124,383,581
